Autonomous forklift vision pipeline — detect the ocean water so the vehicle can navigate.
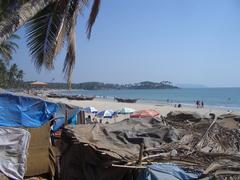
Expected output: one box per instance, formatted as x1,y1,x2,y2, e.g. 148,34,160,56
58,88,240,109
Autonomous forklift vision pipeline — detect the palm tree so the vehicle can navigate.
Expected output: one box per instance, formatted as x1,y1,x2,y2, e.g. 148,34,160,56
0,60,8,87
0,34,19,63
0,0,101,88
8,63,19,85
17,70,24,82
16,69,24,87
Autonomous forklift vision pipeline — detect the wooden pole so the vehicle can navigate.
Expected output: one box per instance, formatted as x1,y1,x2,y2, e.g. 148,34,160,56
79,111,83,124
65,109,68,125
79,111,85,124
83,111,85,124
77,111,81,124
137,143,144,165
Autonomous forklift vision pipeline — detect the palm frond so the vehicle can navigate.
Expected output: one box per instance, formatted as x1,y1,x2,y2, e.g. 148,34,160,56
52,0,71,56
63,0,79,83
86,0,101,39
0,0,55,44
26,1,69,71
0,34,19,62
0,0,101,86
9,34,20,40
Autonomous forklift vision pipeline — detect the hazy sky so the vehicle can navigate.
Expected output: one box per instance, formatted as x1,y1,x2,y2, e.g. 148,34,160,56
12,0,240,87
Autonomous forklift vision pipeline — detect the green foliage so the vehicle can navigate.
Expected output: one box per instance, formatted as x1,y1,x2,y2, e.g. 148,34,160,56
0,34,19,63
44,81,178,90
0,0,101,88
0,61,24,88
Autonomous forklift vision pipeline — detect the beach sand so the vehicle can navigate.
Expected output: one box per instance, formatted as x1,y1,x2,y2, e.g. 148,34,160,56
48,97,240,121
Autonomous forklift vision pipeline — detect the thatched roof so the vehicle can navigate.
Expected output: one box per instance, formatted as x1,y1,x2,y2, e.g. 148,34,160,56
30,81,48,86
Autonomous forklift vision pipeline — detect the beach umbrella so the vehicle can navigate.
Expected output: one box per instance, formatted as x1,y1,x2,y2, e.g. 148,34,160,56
30,81,48,86
83,107,98,113
118,107,135,114
130,109,160,118
112,111,118,117
96,110,114,118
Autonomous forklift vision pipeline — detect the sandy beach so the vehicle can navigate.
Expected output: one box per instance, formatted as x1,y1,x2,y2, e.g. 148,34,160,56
48,97,240,119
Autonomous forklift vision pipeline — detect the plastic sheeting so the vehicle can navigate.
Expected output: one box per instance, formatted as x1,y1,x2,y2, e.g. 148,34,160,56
0,127,30,180
61,118,179,161
52,106,81,132
137,163,202,180
0,93,58,127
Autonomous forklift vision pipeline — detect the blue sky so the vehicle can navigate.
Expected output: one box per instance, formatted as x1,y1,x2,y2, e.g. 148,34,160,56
12,0,240,87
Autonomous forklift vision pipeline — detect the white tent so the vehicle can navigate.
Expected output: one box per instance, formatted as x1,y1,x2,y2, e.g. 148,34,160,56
96,110,114,118
83,107,98,113
118,107,135,114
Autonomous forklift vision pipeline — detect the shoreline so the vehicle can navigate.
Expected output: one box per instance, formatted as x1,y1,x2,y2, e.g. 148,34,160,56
47,97,240,117
51,88,240,110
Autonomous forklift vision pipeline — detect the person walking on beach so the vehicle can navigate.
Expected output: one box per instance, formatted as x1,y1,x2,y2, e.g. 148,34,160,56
201,101,204,108
196,100,199,108
92,116,98,123
86,115,92,124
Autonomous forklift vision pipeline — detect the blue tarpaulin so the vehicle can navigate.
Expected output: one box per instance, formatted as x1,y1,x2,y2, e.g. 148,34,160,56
52,106,81,132
137,163,202,180
0,93,58,128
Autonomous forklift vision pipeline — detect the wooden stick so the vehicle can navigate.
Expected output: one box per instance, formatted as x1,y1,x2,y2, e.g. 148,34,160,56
189,118,217,153
137,143,144,165
77,111,81,124
112,164,145,169
65,109,68,125
83,111,86,124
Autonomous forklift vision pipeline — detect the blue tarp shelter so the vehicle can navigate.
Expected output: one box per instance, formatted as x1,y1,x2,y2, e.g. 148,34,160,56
137,163,202,180
52,104,81,132
0,93,58,128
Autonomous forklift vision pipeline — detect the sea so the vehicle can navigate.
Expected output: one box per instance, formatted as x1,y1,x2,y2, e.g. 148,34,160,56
57,88,240,110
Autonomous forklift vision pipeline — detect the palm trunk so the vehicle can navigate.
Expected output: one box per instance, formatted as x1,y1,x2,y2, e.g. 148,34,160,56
0,0,56,44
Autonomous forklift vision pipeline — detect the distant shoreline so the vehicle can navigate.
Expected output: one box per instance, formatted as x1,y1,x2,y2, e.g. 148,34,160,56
25,81,179,90
52,88,240,110
48,97,240,118
94,96,240,111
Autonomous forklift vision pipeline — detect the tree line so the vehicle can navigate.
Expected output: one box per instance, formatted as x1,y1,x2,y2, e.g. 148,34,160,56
0,7,24,89
0,61,24,88
44,81,178,90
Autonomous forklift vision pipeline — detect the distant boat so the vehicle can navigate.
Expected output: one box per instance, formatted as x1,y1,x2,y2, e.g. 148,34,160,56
114,97,137,103
47,93,67,98
67,95,95,101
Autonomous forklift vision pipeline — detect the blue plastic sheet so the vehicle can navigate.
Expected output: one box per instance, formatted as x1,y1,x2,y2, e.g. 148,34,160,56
52,107,81,132
0,93,58,127
137,163,202,180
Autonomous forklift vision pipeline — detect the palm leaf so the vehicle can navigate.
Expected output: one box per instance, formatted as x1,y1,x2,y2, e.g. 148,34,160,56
26,1,69,70
0,0,55,44
63,0,80,84
0,0,101,86
52,0,72,57
0,34,19,62
86,0,101,39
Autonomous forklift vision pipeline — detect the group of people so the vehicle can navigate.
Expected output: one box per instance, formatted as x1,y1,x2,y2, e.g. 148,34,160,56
85,115,100,124
196,100,204,108
85,115,111,124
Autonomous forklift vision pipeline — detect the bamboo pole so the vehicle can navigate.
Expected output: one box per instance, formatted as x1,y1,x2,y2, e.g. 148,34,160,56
65,109,68,125
137,143,144,165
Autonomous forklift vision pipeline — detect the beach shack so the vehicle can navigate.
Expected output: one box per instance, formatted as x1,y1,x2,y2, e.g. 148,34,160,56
29,81,48,95
30,81,48,88
59,114,240,180
0,93,58,179
0,93,83,179
1,93,240,179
